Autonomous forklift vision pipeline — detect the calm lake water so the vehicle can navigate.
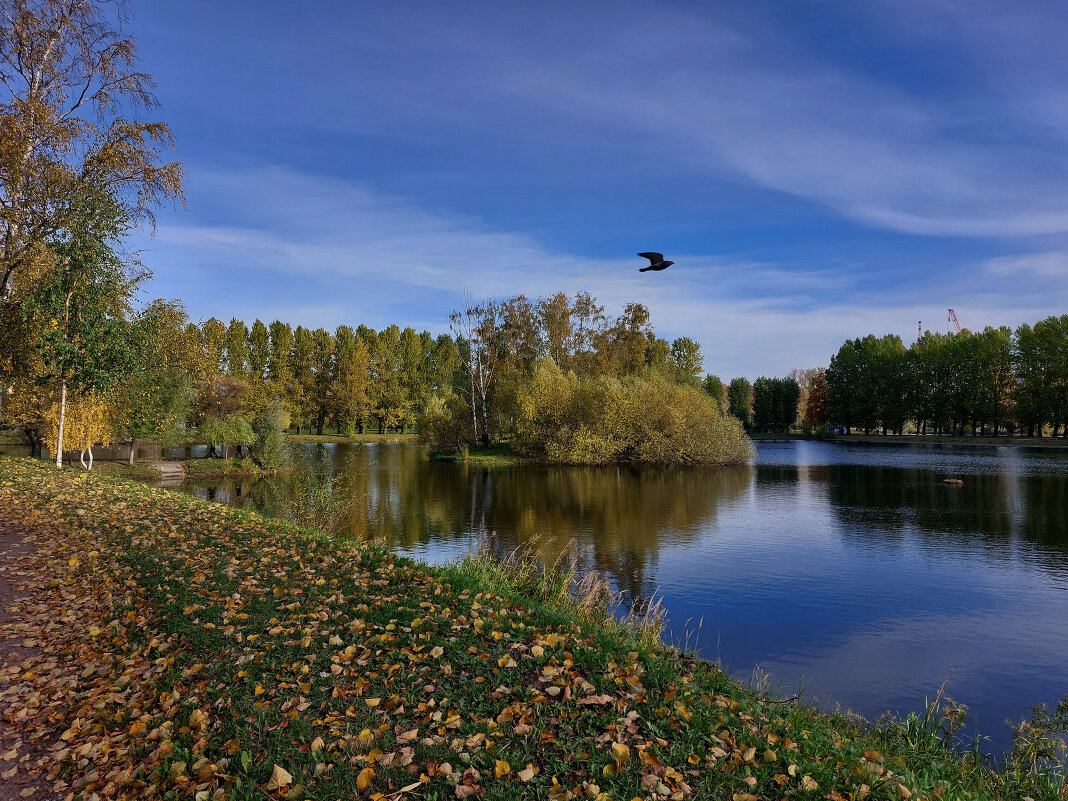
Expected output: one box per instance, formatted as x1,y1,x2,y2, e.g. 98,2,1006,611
6,437,1065,752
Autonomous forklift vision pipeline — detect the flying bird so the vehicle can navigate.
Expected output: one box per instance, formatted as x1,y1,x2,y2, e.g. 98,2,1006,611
638,252,674,272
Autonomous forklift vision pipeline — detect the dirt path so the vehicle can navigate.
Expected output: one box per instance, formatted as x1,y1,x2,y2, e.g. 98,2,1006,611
0,525,61,801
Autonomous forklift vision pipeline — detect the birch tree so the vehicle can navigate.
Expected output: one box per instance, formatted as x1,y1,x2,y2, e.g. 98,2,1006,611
0,0,182,299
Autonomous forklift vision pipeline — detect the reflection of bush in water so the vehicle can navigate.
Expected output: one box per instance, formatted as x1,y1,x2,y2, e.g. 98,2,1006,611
187,444,752,604
423,462,751,605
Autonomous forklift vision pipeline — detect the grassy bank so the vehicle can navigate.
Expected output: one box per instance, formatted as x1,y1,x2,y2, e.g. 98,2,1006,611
430,443,524,466
750,432,1068,448
181,457,290,479
286,432,420,445
0,457,1061,801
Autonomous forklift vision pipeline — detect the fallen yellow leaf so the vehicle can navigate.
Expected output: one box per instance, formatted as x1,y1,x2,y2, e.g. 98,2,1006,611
357,766,375,790
264,764,293,791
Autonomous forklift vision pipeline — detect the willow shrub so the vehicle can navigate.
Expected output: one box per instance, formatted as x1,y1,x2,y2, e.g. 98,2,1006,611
514,359,754,465
420,390,476,454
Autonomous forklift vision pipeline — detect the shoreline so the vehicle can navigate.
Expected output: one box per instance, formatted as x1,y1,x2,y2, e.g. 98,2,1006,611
0,456,1057,800
752,432,1068,449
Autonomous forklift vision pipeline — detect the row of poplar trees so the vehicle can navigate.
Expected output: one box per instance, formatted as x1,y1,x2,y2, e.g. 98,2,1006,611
825,317,1068,437
185,318,460,437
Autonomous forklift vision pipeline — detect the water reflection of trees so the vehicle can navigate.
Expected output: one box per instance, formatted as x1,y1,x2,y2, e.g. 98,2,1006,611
818,464,1068,577
195,444,750,606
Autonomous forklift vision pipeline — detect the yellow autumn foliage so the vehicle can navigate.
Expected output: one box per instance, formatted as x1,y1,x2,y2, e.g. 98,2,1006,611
42,392,116,458
512,359,753,465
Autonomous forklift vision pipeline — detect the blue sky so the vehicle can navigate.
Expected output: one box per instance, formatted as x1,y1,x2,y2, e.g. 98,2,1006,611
126,0,1068,378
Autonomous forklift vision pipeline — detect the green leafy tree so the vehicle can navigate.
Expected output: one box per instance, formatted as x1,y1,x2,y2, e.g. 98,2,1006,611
597,302,651,377
290,326,315,433
727,377,751,431
702,374,725,412
116,299,192,463
28,187,141,466
669,337,703,387
537,291,574,370
309,327,335,434
199,414,255,460
332,325,371,436
223,318,249,381
247,319,270,383
827,340,859,432
751,377,774,433
254,399,289,468
975,326,1013,436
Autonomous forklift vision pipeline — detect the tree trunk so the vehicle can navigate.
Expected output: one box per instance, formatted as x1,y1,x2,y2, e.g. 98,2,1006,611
79,449,87,470
55,378,67,468
87,446,93,471
128,439,136,465
24,427,42,458
468,356,479,446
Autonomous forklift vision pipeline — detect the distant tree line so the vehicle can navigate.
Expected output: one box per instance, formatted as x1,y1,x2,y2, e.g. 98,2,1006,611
825,316,1068,437
182,318,460,437
703,373,818,435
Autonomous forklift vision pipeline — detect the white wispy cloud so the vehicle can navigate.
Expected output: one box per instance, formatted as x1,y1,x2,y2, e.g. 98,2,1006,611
264,2,1068,239
145,166,1068,379
493,11,1068,238
984,251,1068,280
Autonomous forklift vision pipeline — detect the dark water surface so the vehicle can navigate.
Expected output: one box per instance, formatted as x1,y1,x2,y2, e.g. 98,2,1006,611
18,437,1066,753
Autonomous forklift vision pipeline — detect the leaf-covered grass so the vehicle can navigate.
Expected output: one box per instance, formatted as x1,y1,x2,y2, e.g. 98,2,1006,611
87,459,169,482
0,456,1062,801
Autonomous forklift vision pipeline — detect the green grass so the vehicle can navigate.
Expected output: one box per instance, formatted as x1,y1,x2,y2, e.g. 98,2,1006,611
181,456,288,478
430,443,524,465
0,456,1063,801
286,431,419,445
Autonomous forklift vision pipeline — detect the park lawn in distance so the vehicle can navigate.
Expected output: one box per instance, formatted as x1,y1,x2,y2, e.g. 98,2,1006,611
0,457,1055,801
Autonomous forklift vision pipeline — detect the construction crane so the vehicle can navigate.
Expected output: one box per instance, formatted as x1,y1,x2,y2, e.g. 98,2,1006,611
947,308,962,334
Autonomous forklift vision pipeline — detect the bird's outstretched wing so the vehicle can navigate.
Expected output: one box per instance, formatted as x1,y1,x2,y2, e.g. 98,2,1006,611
638,252,664,264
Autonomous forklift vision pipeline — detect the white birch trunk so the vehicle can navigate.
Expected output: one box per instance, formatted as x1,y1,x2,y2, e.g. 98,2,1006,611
55,379,67,468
